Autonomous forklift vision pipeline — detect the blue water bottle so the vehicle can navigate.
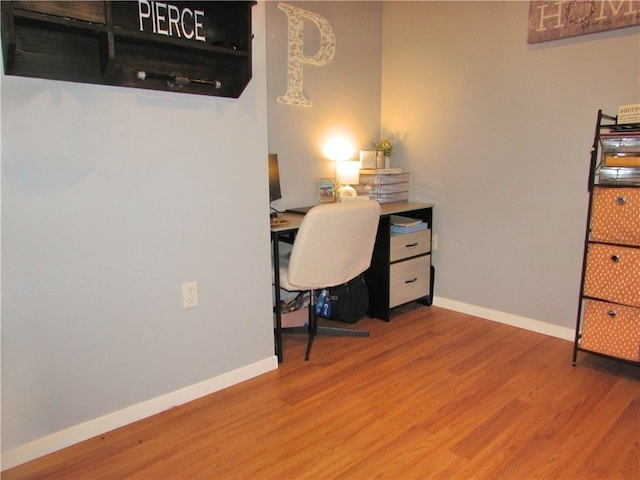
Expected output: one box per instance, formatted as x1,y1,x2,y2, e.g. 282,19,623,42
316,289,327,315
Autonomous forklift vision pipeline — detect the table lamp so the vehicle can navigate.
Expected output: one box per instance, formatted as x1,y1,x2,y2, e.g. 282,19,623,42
336,160,360,202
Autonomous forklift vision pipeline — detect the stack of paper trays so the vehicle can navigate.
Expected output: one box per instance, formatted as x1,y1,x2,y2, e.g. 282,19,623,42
390,215,429,234
360,168,403,174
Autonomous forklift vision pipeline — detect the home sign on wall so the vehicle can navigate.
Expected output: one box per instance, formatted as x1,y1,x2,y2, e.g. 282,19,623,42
528,0,640,43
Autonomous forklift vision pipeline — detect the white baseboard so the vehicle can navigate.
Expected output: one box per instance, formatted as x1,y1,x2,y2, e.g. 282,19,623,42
1,355,278,471
433,296,575,341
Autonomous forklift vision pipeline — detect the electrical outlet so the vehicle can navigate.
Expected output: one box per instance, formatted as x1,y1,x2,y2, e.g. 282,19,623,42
182,281,198,309
432,233,438,251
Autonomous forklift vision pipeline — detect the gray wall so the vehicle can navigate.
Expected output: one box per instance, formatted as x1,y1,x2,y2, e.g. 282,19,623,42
381,1,639,329
2,3,272,456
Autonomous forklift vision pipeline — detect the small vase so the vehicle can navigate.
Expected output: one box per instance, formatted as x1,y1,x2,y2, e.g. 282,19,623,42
376,151,385,169
384,156,391,169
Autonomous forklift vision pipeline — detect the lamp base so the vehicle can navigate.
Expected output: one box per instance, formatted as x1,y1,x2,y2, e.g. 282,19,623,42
338,184,357,202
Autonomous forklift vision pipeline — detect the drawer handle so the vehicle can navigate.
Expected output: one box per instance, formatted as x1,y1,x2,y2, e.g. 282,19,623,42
405,277,418,284
611,254,620,262
405,242,419,248
608,310,617,318
616,197,626,205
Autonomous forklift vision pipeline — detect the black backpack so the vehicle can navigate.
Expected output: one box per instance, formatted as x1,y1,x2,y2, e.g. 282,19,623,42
317,274,369,324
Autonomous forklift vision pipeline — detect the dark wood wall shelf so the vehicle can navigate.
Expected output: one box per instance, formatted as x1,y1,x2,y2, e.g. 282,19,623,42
1,1,255,98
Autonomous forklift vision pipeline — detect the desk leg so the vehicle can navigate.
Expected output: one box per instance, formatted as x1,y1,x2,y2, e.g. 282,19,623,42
272,232,283,363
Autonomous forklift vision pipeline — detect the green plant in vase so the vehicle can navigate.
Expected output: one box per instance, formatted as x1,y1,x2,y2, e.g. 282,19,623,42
373,137,394,168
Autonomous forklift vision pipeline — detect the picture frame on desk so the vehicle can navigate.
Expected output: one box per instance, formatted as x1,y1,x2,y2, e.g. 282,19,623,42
359,150,378,170
316,178,336,204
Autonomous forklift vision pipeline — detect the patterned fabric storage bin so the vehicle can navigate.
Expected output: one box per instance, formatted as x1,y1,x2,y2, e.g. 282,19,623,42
581,299,640,362
590,187,640,245
583,243,640,307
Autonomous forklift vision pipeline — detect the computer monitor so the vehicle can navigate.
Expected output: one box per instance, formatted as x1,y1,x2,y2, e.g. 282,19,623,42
269,153,282,202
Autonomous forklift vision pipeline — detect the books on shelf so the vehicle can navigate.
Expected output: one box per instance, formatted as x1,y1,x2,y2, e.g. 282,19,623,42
390,215,428,234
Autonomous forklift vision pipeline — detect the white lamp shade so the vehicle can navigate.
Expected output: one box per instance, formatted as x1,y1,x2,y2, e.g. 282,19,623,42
337,160,360,186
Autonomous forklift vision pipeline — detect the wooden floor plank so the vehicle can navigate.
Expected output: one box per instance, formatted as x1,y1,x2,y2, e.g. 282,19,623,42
3,305,639,479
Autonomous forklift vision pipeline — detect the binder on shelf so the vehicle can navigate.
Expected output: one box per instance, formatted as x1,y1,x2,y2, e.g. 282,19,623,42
390,215,428,234
391,215,422,227
392,223,429,234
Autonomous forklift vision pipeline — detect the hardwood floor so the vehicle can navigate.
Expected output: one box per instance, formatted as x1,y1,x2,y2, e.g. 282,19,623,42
4,305,639,479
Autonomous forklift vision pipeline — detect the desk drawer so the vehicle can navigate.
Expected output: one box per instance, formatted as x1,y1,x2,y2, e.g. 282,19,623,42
390,255,430,308
390,229,431,262
581,299,640,362
583,243,640,307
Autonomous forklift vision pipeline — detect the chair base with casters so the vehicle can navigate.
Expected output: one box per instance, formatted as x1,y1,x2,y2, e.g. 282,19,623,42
282,288,369,361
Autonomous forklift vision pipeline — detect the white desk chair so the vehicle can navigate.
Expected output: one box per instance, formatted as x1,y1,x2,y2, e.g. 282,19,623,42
277,200,381,360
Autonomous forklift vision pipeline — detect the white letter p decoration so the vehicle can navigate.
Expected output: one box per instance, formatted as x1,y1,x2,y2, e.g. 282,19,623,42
277,2,336,107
